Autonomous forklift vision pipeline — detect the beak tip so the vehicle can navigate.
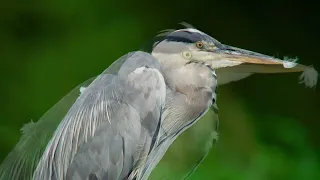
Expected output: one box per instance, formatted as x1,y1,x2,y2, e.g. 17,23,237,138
282,57,299,68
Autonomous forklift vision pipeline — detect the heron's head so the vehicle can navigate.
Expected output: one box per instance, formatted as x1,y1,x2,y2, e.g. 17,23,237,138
151,28,318,87
151,28,224,70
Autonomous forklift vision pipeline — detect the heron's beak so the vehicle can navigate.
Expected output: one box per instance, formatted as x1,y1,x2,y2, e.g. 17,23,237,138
204,44,318,87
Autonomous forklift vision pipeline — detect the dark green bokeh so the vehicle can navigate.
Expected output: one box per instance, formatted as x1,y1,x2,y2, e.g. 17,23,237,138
1,0,319,179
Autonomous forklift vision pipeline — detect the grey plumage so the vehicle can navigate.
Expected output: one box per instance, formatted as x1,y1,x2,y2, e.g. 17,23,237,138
33,51,166,180
31,27,220,180
0,53,130,180
0,77,96,180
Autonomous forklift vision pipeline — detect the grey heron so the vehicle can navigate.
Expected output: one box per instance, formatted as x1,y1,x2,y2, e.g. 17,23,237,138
0,24,318,180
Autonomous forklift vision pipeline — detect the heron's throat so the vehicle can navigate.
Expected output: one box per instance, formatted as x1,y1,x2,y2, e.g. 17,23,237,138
165,65,216,95
152,52,216,95
158,62,217,139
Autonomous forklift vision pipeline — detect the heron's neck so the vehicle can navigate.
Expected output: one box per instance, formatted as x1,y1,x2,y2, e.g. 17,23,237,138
152,52,216,95
152,52,217,140
140,53,217,180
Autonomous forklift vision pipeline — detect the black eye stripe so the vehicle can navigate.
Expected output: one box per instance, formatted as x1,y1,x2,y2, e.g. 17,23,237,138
166,31,202,43
147,28,223,52
165,36,194,44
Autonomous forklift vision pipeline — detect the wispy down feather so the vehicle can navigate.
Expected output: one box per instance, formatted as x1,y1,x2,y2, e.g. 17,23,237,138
282,56,318,88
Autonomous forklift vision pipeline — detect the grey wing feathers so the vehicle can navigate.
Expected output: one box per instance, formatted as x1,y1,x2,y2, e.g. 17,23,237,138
0,51,135,180
0,50,136,180
0,77,95,180
33,51,166,180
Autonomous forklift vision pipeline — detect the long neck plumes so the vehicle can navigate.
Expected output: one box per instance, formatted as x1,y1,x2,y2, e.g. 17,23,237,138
140,52,217,180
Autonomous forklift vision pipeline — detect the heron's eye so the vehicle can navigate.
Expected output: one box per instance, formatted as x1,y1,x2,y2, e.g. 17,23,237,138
196,41,204,49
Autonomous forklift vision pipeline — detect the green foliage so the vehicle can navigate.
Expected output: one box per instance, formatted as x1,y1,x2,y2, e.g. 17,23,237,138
184,115,320,180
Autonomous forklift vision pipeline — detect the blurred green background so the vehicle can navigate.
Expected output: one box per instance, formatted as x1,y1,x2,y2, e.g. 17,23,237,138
1,0,319,179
